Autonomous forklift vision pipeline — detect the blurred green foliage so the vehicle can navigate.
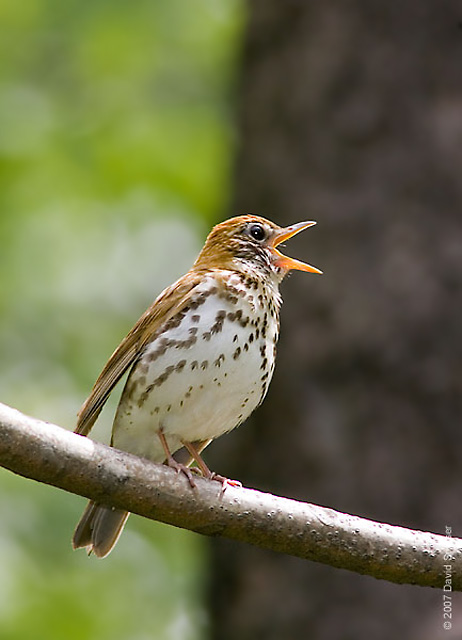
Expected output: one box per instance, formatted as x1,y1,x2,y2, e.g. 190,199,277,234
0,1,244,638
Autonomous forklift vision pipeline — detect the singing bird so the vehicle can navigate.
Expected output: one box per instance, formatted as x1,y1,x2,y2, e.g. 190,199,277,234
72,215,321,557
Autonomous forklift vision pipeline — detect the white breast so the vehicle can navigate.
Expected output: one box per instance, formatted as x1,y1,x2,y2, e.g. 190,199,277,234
112,272,279,462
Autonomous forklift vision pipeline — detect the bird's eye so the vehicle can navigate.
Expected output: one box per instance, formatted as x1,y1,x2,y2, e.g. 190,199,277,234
248,223,266,242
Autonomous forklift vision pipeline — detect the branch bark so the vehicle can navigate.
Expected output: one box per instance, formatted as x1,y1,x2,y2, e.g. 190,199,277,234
0,401,459,589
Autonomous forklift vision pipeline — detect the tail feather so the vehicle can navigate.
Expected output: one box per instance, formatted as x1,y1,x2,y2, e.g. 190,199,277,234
72,501,129,558
72,440,212,558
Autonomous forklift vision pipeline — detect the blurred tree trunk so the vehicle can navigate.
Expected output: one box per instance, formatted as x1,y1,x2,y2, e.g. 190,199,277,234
208,1,462,638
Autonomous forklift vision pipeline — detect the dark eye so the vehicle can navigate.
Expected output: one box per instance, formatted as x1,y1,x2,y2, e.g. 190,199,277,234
248,223,266,242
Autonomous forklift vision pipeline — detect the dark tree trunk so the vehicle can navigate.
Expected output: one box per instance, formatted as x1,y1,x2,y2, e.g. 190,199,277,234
208,1,462,638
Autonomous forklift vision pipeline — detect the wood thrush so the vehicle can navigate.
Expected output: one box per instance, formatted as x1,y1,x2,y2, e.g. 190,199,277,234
72,215,321,557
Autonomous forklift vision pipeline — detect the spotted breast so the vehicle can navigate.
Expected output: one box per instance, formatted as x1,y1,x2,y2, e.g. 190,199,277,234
112,270,280,461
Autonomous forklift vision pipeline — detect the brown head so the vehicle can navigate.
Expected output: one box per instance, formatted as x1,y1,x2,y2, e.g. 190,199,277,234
193,215,322,280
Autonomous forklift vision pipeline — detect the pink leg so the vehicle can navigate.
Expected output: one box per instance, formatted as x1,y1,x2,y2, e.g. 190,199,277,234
181,440,242,490
157,429,197,488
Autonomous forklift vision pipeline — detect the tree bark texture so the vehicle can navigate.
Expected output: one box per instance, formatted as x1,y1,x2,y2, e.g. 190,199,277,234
1,402,460,590
208,2,462,638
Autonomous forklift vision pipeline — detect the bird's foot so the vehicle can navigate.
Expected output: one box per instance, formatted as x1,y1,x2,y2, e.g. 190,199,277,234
210,472,242,492
165,456,197,488
180,440,242,491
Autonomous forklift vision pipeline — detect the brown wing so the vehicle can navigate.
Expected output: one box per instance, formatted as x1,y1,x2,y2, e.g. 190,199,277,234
75,271,203,436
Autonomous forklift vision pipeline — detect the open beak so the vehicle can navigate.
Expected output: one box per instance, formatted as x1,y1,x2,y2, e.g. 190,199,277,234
271,221,322,274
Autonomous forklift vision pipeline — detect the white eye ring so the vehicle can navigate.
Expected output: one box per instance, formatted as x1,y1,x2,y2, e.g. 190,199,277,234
248,223,266,242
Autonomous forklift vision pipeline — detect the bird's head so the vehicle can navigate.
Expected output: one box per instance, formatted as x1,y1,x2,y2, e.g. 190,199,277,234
193,215,322,281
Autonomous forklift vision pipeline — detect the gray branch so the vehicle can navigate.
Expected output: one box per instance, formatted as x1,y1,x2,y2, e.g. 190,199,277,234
0,402,459,589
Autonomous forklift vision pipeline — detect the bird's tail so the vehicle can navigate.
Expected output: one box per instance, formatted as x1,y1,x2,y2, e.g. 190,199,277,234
72,501,129,558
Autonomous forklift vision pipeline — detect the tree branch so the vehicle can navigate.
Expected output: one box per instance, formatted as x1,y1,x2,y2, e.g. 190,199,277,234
0,402,459,589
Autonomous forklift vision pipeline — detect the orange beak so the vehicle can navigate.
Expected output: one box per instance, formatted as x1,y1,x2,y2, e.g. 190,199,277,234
271,221,322,274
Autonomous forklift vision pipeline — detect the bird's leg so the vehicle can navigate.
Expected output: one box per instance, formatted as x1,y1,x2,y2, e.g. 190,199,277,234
181,440,242,490
181,440,213,477
157,429,197,488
